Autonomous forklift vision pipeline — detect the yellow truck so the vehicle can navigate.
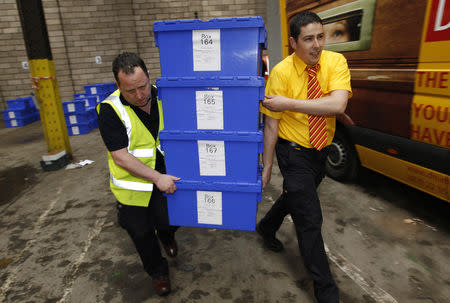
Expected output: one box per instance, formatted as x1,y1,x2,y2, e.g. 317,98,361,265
281,0,449,202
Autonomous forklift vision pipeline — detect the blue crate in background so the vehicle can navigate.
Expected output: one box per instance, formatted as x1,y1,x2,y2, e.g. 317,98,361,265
84,82,117,96
153,17,267,77
103,82,117,93
166,178,262,231
159,130,262,183
65,107,96,125
2,108,38,120
73,93,87,99
156,76,265,132
4,112,40,128
67,118,96,136
91,115,98,129
74,95,98,107
62,100,85,114
84,84,104,95
6,96,36,110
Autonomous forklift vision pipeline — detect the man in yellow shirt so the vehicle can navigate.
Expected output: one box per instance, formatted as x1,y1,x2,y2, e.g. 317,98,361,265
257,11,352,303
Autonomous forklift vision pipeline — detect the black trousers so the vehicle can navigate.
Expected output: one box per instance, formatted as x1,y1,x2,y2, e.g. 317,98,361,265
260,139,339,303
117,188,176,278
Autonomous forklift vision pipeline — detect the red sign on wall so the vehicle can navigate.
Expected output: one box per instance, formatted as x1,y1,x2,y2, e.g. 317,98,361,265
425,0,450,42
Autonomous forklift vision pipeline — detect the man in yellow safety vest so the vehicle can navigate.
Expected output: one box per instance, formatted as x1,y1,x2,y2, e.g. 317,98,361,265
97,52,179,296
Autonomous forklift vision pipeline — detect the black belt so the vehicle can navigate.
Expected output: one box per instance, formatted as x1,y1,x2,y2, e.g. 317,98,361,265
277,137,328,152
277,137,302,148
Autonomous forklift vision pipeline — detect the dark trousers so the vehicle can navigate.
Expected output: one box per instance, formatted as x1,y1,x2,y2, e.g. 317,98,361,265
260,140,339,303
117,188,176,278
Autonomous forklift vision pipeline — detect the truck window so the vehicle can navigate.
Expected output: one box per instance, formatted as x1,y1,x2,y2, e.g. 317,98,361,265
318,0,376,52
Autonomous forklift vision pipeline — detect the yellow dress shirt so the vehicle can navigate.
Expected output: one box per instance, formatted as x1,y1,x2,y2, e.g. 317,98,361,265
260,50,352,148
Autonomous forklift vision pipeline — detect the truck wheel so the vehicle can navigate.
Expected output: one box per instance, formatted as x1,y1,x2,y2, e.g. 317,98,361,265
326,130,359,181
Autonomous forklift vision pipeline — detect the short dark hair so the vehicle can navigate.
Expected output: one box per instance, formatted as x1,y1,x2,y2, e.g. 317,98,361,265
112,52,149,85
290,11,323,42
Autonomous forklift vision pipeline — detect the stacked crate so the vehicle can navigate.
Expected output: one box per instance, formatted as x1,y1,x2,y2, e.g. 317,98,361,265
62,99,97,136
153,17,267,231
1,96,40,128
82,82,117,105
64,82,117,136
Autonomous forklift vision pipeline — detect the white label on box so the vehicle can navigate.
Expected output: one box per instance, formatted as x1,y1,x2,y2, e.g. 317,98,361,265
198,140,226,176
196,90,223,129
69,115,77,124
8,112,15,119
91,87,97,94
197,191,222,225
11,120,17,127
72,126,80,135
68,103,75,112
84,99,89,107
192,29,221,71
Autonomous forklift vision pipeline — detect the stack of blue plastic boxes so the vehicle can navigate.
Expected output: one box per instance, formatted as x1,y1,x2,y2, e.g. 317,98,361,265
63,82,117,136
153,17,267,231
2,96,40,128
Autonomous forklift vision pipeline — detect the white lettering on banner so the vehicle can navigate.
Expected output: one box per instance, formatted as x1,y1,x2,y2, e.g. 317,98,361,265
198,140,226,176
196,90,224,129
197,191,222,225
192,29,221,71
435,0,450,31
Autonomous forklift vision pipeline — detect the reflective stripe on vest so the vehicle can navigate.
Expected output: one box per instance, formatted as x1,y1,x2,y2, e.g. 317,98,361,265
107,95,154,157
105,95,154,191
110,173,154,192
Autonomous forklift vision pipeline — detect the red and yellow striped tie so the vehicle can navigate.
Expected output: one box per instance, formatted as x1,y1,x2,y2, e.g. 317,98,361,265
307,65,327,150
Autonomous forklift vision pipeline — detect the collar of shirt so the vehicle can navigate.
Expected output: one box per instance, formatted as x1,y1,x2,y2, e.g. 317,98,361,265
292,53,323,77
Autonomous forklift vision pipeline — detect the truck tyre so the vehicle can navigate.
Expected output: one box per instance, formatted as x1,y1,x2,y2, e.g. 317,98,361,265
326,129,359,181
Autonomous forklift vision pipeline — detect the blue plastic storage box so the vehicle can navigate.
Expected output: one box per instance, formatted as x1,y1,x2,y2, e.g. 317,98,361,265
73,93,87,99
156,76,265,132
67,119,96,136
6,96,36,110
159,130,262,183
74,95,97,107
1,108,35,120
84,84,105,95
62,100,85,114
166,178,262,231
84,82,117,96
153,17,267,77
65,107,96,125
4,112,40,128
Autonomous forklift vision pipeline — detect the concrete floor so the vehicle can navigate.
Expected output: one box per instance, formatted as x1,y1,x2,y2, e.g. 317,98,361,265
0,120,449,303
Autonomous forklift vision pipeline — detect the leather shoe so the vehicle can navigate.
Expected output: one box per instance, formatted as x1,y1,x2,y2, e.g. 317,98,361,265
152,275,171,296
256,222,284,252
162,238,178,258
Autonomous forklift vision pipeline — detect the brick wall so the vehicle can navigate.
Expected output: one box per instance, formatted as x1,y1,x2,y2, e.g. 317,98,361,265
0,0,267,109
0,0,30,110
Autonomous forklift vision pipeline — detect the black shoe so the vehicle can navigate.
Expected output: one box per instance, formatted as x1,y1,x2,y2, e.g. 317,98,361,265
256,222,284,252
152,275,171,296
162,238,178,258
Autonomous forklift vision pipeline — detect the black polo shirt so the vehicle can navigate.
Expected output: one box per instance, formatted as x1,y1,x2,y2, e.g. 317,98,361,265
97,85,165,173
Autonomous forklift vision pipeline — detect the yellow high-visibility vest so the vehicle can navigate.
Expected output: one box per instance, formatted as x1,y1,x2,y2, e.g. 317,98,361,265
97,88,164,207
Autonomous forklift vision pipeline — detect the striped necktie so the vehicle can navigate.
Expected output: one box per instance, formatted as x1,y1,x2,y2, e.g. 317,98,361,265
307,65,327,150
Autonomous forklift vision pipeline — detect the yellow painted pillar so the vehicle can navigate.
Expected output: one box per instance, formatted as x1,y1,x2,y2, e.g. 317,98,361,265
29,59,72,157
279,0,289,58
